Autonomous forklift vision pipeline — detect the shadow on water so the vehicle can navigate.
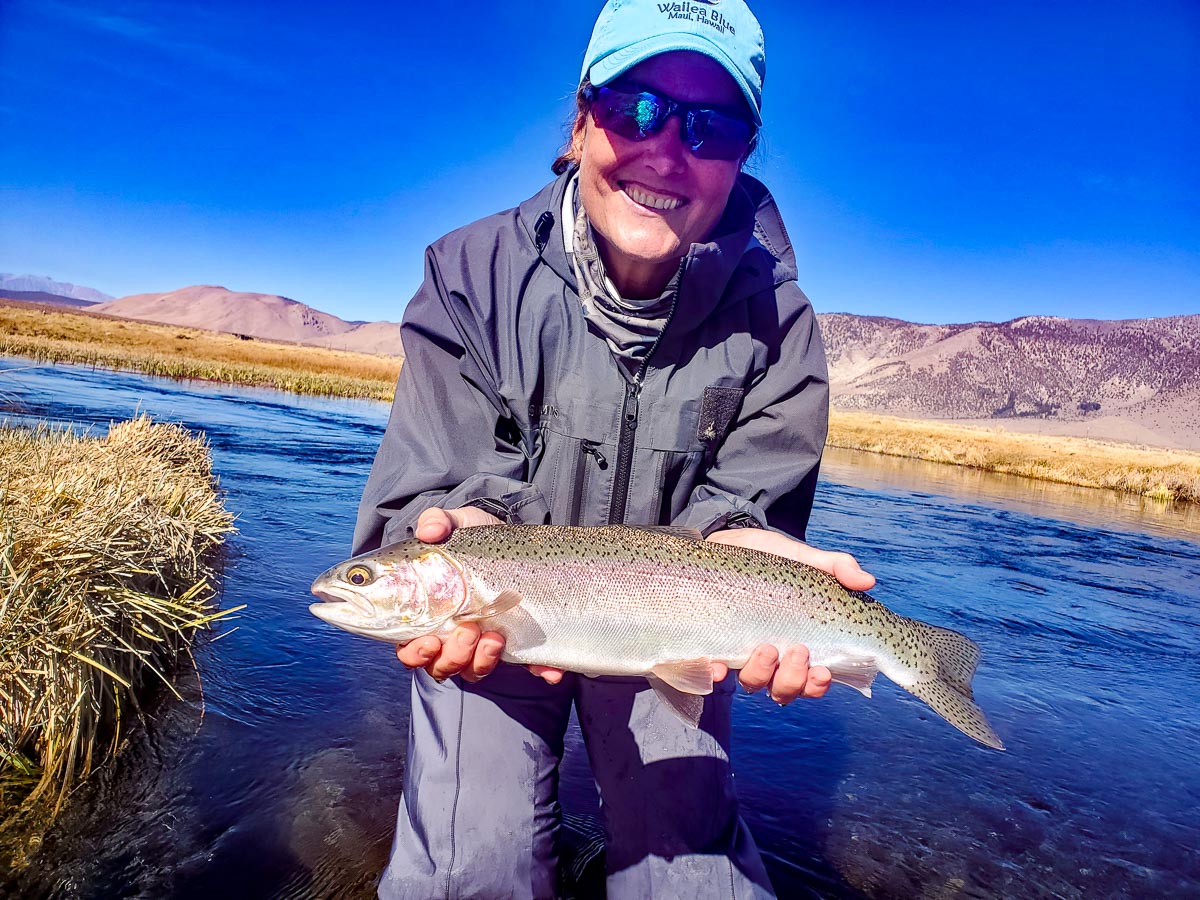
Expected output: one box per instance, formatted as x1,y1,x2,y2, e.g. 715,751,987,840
3,359,1199,898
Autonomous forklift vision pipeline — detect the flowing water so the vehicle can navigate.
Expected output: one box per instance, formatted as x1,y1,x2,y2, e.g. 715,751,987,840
2,358,1197,899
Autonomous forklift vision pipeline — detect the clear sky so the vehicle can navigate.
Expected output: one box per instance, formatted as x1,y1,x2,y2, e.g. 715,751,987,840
1,0,1196,325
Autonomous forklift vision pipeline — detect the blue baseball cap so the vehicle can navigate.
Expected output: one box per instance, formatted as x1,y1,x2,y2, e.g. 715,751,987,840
581,0,766,126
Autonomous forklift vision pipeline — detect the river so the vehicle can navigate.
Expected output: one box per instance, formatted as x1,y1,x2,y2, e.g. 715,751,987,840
2,358,1197,899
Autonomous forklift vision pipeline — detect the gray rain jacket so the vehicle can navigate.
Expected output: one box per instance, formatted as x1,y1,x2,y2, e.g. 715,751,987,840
353,170,828,554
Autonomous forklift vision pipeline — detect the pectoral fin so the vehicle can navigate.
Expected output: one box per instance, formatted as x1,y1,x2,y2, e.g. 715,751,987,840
461,589,522,621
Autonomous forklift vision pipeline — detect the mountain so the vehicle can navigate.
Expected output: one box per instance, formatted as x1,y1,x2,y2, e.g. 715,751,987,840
94,285,360,345
818,313,1200,449
0,274,113,304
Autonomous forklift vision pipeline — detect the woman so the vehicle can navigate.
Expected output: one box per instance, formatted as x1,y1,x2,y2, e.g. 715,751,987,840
354,2,874,897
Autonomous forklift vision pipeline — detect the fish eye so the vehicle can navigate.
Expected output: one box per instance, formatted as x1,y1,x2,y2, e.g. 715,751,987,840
346,565,373,586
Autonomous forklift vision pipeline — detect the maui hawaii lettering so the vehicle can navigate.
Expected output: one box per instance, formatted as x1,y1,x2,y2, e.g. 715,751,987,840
656,3,737,35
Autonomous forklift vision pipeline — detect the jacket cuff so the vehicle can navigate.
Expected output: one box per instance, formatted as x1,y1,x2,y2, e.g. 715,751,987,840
463,496,515,522
701,510,764,538
463,485,550,525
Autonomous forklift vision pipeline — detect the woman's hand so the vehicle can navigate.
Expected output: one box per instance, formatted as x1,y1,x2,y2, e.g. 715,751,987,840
396,507,506,683
395,507,566,685
705,527,876,704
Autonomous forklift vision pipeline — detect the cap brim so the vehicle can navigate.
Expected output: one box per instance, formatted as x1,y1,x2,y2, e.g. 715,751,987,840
587,34,762,127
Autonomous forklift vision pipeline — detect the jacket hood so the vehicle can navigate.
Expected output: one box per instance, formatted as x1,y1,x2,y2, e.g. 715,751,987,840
516,170,799,333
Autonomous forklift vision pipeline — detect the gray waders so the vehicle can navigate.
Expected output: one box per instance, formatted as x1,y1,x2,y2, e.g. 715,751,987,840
377,663,775,899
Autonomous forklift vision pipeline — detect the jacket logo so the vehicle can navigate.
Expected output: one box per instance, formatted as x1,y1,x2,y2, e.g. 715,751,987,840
697,386,743,444
529,403,559,419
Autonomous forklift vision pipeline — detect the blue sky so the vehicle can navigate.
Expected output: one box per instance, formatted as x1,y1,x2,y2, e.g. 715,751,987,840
1,0,1196,325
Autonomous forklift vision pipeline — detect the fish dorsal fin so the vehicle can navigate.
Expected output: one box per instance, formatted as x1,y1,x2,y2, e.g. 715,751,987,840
650,658,714,695
463,589,522,621
627,526,704,541
646,676,706,728
825,655,880,698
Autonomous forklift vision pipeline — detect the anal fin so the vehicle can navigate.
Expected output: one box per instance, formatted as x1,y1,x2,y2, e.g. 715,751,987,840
646,676,706,728
825,655,880,698
651,658,714,695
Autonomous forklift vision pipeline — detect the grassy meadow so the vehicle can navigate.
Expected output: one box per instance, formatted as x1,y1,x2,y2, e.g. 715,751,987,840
0,300,401,401
2,299,1197,505
828,411,1200,504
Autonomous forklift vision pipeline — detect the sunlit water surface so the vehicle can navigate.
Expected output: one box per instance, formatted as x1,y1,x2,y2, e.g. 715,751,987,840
2,359,1197,899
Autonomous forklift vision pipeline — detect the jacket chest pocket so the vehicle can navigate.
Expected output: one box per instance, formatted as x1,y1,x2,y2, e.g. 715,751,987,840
622,386,746,525
531,386,746,527
533,399,619,526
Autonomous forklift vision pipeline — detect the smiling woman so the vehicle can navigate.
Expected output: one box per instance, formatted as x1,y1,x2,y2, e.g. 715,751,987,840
345,2,883,898
563,52,753,298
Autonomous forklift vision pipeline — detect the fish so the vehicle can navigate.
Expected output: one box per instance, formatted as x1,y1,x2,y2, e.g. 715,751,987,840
310,524,1004,749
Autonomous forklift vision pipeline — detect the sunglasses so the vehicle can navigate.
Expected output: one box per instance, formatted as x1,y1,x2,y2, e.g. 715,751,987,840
585,83,757,162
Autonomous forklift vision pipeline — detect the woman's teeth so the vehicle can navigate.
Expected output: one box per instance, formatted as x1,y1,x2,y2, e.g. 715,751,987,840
626,186,682,210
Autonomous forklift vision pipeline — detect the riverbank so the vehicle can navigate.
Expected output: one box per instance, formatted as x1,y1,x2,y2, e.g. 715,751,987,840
0,300,401,401
828,411,1200,503
0,416,237,864
3,299,1197,504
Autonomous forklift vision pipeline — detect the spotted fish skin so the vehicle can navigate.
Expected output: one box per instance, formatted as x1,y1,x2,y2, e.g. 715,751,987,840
310,524,1004,749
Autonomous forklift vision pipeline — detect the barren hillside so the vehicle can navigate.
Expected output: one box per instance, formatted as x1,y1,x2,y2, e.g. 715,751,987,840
95,286,356,344
818,313,1200,449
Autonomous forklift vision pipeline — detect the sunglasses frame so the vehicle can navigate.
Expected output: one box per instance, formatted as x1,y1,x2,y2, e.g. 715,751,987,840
584,82,757,162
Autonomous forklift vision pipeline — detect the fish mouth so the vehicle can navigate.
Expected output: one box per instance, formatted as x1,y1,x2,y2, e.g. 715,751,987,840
310,583,376,617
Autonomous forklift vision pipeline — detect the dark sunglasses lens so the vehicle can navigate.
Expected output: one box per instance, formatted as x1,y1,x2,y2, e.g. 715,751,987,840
686,110,755,160
592,87,754,160
594,89,668,141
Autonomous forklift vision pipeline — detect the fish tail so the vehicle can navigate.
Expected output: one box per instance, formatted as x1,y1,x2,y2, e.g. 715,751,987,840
901,621,1005,750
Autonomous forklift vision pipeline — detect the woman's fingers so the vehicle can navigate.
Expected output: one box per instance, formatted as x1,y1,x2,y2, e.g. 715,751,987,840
397,626,507,683
426,623,481,680
415,506,505,544
765,645,810,703
789,544,876,591
737,644,833,704
768,647,833,703
737,644,780,693
827,554,876,592
415,507,454,543
706,528,876,592
527,664,566,685
397,634,441,668
460,632,506,682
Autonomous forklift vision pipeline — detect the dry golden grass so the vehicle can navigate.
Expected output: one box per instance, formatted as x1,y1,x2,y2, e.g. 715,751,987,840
0,301,401,401
829,410,1200,503
0,416,236,851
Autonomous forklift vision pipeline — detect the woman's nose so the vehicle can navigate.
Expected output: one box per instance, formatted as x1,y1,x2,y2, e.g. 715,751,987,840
638,114,690,173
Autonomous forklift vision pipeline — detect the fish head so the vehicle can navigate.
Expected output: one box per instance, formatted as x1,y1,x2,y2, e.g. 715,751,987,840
309,541,469,643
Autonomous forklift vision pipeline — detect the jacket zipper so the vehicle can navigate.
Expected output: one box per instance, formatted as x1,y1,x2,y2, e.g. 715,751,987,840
606,261,685,524
569,439,607,525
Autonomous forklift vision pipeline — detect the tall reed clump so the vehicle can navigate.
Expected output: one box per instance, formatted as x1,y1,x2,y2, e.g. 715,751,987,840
0,416,237,831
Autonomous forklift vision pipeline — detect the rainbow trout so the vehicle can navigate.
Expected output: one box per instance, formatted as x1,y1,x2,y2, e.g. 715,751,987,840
310,524,1003,749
